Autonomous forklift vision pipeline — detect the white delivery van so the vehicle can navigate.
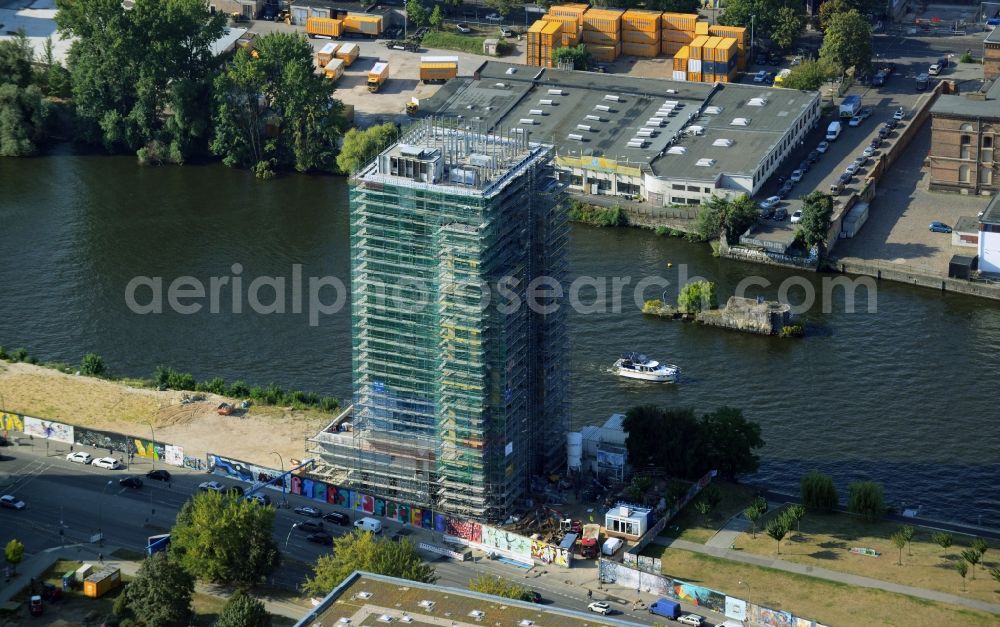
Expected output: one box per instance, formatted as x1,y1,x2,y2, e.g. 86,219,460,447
825,121,842,141
602,537,623,556
354,517,383,534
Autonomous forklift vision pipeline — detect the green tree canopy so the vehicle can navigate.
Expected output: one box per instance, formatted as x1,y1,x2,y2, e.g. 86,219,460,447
719,0,802,41
932,531,953,550
336,122,399,174
80,353,107,376
212,32,345,176
4,539,24,574
765,516,789,553
406,0,429,27
0,33,50,157
215,590,271,627
796,191,834,249
553,45,591,70
800,470,838,512
692,194,758,243
170,491,281,587
468,574,535,601
846,481,885,522
302,530,436,597
429,5,444,29
771,6,804,50
678,281,718,314
819,10,872,74
120,552,194,627
783,58,838,91
55,0,225,159
699,406,764,479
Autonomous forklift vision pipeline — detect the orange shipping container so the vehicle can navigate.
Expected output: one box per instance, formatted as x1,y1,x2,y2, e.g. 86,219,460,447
695,20,709,35
342,14,382,36
548,3,589,26
621,41,659,57
708,24,747,46
661,41,685,55
623,30,659,44
713,37,737,61
689,34,709,59
582,30,620,44
703,36,722,60
582,8,624,33
622,10,661,32
703,73,716,83
661,29,695,43
673,47,689,70
587,43,620,62
661,12,698,31
687,71,701,82
306,17,342,38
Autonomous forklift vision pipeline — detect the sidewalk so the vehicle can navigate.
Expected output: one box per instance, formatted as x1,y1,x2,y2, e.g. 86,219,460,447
652,535,1000,615
0,545,307,620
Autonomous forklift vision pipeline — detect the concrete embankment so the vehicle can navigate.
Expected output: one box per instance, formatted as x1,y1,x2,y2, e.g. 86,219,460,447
824,258,1000,302
644,297,796,336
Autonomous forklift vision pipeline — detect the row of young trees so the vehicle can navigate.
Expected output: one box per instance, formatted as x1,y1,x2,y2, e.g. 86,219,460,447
0,33,68,156
622,405,765,481
691,191,833,250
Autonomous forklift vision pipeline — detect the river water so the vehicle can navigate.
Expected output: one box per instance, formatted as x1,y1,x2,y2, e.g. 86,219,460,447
1,152,998,526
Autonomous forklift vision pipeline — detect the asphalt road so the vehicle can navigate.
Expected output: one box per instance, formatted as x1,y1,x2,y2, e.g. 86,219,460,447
0,442,732,626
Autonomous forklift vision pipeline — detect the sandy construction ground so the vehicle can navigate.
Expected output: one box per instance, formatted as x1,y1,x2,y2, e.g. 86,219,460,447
0,361,332,467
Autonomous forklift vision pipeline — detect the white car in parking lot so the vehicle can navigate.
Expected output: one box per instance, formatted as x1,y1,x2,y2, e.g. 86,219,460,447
92,457,122,470
66,451,93,464
790,210,803,224
759,195,782,210
789,169,804,183
678,614,706,627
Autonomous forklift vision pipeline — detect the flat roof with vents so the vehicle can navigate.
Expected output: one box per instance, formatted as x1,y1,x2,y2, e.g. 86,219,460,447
415,60,820,184
297,572,644,627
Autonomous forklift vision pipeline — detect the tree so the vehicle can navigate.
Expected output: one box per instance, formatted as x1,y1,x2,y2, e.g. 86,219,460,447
719,0,802,41
216,590,271,627
990,566,1000,586
170,491,281,587
622,406,708,479
783,58,837,91
699,407,764,480
120,552,194,627
649,0,700,11
796,191,834,249
56,0,225,159
553,45,591,70
406,0,429,27
900,525,914,556
468,574,534,601
622,405,662,468
765,517,789,554
0,33,50,157
624,476,654,504
784,504,805,533
691,194,757,243
678,281,717,314
484,0,517,17
846,481,884,523
302,530,435,597
429,5,443,29
933,532,953,550
80,353,107,377
800,471,838,513
956,560,968,591
745,502,764,539
960,548,980,579
4,539,24,575
39,37,71,98
336,122,399,175
819,10,872,75
817,0,852,30
890,530,906,566
771,6,804,50
972,537,988,570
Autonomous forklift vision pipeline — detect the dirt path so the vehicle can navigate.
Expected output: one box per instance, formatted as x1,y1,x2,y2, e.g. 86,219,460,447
0,362,332,467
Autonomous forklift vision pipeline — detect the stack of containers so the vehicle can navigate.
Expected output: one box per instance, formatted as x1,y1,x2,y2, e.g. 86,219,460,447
708,25,747,70
526,19,563,67
687,34,708,82
548,3,589,28
660,12,697,56
702,36,722,82
713,37,739,82
546,6,583,47
621,10,661,58
672,46,689,81
582,8,624,63
695,21,710,35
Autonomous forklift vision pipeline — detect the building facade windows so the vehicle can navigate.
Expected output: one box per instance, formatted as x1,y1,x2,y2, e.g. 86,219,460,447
959,164,971,183
961,135,972,160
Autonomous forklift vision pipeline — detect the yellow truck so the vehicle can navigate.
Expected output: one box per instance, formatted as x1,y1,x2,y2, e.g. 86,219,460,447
324,58,345,82
367,61,389,92
306,16,342,38
419,56,459,83
316,42,339,67
335,42,360,67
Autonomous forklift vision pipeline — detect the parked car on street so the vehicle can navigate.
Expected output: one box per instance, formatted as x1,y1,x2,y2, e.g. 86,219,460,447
323,511,350,525
307,532,334,545
929,221,952,233
753,70,770,83
499,26,515,37
245,493,271,506
863,145,876,157
806,150,820,163
816,141,830,154
845,162,859,175
66,452,93,464
790,169,804,182
1,494,26,510
92,457,122,470
199,481,224,492
485,13,503,23
119,477,143,489
456,23,471,33
296,521,325,533
773,207,788,220
893,107,905,121
759,195,782,210
848,115,864,127
790,210,803,224
928,63,942,76
295,505,322,517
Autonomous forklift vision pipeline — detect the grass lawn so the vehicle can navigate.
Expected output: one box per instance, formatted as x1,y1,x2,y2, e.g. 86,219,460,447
422,29,489,55
647,545,997,627
735,508,1000,604
657,481,758,544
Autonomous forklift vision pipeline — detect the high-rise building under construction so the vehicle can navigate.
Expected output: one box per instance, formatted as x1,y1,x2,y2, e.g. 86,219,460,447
334,121,568,522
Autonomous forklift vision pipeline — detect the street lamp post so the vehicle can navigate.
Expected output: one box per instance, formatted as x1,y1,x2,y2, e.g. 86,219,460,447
271,451,286,507
284,522,300,550
739,580,752,626
97,480,113,547
147,421,156,470
750,15,755,66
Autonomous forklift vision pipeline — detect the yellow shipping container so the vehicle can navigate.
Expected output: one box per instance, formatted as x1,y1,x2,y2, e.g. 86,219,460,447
583,8,624,33
336,42,360,67
703,72,716,83
687,71,701,82
582,30,620,44
708,24,747,46
714,37,738,62
621,41,659,57
544,13,578,28
528,19,549,34
548,3,589,26
561,30,582,47
695,20,709,35
673,47,689,70
306,17,342,38
588,43,620,62
661,28,695,43
689,34,709,59
703,36,722,60
623,30,659,44
342,14,382,36
660,41,685,55
621,10,661,32
661,12,698,31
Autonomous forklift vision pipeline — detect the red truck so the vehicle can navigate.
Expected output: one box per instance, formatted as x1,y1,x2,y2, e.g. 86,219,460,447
579,524,601,559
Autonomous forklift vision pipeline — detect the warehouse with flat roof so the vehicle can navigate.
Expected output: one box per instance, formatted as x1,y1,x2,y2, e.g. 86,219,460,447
418,61,821,206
